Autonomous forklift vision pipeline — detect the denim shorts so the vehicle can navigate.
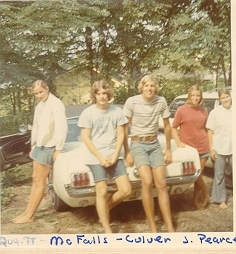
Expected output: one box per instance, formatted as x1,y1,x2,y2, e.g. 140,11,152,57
30,146,55,167
130,140,165,169
87,159,127,183
199,152,210,159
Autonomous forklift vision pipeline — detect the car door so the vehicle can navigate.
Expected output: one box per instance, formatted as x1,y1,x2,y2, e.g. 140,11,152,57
0,132,32,171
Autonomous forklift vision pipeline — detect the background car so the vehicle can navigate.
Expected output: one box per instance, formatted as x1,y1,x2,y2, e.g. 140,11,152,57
159,87,233,189
0,127,31,172
48,104,201,211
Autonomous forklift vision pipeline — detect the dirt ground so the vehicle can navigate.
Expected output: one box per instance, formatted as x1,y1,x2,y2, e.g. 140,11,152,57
0,167,233,234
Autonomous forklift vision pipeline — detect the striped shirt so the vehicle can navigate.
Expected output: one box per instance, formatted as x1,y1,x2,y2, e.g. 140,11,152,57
123,94,170,136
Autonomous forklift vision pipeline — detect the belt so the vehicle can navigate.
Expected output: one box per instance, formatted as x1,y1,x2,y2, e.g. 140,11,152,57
131,135,157,142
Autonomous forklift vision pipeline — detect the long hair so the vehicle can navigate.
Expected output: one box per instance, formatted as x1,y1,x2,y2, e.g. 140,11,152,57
90,80,114,103
186,85,203,105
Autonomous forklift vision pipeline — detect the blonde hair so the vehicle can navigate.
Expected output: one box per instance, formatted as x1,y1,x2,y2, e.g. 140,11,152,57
138,75,159,94
32,80,48,89
186,85,203,105
90,80,114,103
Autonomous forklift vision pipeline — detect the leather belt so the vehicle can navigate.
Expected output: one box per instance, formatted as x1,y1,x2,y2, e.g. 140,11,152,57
131,135,157,142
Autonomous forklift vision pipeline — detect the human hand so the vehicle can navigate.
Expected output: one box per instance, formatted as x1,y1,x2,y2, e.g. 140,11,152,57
99,156,112,168
108,153,119,166
177,142,185,148
164,148,172,165
125,152,134,167
210,150,217,161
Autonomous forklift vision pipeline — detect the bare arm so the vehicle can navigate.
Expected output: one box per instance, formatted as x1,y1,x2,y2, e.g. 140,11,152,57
207,129,217,160
163,117,172,164
123,118,134,166
81,127,111,168
108,125,125,165
171,126,185,148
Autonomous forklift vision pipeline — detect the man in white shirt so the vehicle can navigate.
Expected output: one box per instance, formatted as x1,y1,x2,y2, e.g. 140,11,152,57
206,88,232,209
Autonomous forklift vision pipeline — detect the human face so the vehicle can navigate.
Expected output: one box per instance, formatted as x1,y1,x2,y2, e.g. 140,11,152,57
33,85,49,102
190,90,201,106
220,93,232,109
95,88,109,107
142,81,157,101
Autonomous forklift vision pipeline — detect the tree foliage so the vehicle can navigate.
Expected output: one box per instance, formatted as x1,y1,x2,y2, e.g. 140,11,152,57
0,0,231,121
167,0,231,87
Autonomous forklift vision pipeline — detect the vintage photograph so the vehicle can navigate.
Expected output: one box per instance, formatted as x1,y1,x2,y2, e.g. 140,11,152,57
0,0,233,244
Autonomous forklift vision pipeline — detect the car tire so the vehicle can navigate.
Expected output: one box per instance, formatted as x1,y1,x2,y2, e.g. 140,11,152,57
225,162,233,189
47,172,69,212
49,188,70,212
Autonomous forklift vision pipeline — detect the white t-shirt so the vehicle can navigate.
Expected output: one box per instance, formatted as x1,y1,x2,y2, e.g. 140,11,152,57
206,105,232,155
78,104,128,164
123,94,170,136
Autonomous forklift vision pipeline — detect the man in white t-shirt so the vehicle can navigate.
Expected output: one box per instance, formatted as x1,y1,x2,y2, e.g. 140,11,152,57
78,80,131,233
206,88,232,209
123,75,174,232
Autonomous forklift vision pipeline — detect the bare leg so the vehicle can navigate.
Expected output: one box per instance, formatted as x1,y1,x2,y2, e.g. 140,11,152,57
108,174,131,210
193,177,205,209
153,166,175,232
193,157,210,209
12,161,50,223
138,165,157,232
199,157,210,208
95,181,112,233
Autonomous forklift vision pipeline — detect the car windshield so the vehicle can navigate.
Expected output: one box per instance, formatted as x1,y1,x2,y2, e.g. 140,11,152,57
169,99,217,118
65,117,81,143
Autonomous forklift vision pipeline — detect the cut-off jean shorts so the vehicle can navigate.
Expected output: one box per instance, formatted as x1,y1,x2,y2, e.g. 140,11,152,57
87,159,127,183
130,140,165,169
30,146,56,167
199,152,210,159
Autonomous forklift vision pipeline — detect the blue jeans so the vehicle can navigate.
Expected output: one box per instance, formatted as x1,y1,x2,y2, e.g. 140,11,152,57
211,153,232,203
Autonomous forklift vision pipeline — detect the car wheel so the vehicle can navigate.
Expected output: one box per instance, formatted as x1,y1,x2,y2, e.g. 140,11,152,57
49,188,70,212
47,172,69,212
225,162,233,189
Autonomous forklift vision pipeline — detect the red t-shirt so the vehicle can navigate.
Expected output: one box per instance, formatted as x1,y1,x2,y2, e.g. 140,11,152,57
172,104,209,154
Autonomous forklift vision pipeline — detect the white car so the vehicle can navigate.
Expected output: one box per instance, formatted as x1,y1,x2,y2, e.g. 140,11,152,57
159,88,232,189
48,104,202,211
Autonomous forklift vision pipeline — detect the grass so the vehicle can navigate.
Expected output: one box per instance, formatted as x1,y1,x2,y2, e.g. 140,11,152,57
1,163,32,208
